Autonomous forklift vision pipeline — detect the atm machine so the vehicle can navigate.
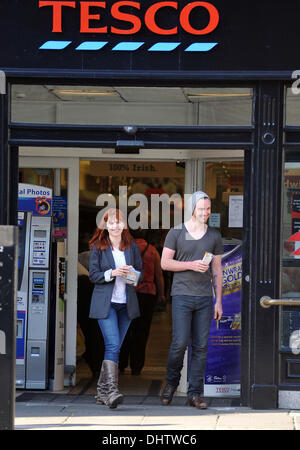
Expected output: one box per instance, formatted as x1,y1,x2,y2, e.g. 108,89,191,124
16,184,52,389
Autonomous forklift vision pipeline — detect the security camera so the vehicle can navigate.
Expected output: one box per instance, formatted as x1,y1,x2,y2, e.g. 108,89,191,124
124,125,138,135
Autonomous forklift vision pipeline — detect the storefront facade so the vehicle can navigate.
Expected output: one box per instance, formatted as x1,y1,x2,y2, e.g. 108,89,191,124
1,0,300,412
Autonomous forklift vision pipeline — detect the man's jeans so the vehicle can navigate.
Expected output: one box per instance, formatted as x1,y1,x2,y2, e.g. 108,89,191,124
98,303,131,364
166,295,213,398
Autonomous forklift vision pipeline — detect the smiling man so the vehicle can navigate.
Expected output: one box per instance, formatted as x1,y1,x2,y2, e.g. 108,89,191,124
160,190,223,409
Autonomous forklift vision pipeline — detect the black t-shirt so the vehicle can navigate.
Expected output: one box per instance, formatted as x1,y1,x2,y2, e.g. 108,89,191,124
164,224,223,297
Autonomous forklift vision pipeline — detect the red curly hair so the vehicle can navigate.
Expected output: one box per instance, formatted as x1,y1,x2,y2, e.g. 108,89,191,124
89,208,133,251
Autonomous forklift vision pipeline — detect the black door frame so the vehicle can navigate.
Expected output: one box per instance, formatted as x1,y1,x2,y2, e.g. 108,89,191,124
242,81,284,408
2,78,288,409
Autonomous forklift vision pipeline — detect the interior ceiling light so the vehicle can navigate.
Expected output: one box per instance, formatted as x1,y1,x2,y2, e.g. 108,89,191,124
53,89,117,96
187,93,252,98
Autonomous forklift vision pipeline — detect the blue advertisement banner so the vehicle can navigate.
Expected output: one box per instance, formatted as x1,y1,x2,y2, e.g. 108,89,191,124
204,244,242,397
18,184,52,216
52,196,67,227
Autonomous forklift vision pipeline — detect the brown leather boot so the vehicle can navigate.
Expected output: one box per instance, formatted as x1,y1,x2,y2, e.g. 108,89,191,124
95,362,108,405
160,383,177,405
104,360,124,409
188,396,208,409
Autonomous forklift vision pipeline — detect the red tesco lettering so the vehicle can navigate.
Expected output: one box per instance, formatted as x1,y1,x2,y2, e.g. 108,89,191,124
39,0,220,36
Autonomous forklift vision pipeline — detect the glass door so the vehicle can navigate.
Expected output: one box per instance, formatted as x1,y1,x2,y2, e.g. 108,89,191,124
203,159,243,398
279,155,300,408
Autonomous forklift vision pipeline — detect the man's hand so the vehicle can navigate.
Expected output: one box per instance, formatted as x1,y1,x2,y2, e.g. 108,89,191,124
190,259,210,273
214,302,223,321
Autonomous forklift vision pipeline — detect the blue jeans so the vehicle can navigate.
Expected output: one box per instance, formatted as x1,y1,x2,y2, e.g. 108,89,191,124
166,295,213,398
97,303,131,364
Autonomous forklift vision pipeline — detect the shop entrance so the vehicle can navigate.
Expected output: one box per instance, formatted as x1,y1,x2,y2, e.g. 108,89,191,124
76,157,244,398
77,159,185,395
18,150,244,400
12,83,252,397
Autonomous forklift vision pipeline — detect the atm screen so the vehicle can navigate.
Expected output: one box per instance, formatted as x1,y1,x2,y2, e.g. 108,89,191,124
34,230,46,238
33,278,44,289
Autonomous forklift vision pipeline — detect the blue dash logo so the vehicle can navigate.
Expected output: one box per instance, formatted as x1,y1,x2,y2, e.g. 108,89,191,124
39,41,218,52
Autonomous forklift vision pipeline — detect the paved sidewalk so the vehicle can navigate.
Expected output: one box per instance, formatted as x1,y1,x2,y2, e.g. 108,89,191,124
15,393,300,431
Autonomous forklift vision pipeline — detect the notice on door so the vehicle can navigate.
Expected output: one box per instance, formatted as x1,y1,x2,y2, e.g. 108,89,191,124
229,195,243,228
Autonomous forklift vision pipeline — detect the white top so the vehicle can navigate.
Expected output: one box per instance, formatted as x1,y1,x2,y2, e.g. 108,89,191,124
104,247,127,304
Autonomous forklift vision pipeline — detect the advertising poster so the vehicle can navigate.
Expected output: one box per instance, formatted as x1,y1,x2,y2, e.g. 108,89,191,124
18,183,52,216
204,244,242,397
291,192,300,235
52,196,67,238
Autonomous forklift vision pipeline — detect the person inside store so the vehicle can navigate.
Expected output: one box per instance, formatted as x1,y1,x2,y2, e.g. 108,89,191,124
119,229,165,375
160,191,223,410
89,208,143,409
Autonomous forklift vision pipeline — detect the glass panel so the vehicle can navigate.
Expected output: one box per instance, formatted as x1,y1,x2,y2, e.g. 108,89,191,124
19,168,55,189
281,308,300,351
205,161,244,242
79,160,185,253
282,163,300,260
11,85,253,126
18,168,68,240
282,267,300,297
286,87,300,125
280,159,300,353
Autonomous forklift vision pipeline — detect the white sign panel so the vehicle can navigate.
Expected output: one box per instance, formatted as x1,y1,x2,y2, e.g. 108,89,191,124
229,195,243,228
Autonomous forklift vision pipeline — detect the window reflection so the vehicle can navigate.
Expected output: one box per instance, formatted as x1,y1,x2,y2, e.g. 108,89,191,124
281,160,300,352
282,267,300,297
205,161,244,241
286,87,300,125
281,309,300,351
78,160,185,253
282,163,300,260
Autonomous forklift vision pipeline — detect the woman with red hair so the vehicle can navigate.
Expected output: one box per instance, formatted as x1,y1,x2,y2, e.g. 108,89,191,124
89,208,142,408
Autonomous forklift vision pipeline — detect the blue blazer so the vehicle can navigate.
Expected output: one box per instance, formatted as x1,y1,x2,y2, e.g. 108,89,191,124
89,241,143,320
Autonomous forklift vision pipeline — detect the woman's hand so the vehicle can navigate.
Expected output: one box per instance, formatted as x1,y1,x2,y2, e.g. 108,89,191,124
112,265,133,277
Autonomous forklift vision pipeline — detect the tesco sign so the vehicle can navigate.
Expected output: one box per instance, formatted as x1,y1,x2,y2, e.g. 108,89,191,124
39,1,220,36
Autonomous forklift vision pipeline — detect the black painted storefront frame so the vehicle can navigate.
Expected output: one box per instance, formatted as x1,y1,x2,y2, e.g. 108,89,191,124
1,76,297,410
